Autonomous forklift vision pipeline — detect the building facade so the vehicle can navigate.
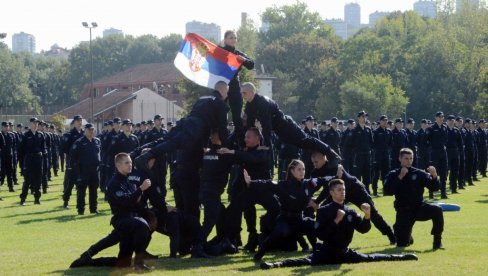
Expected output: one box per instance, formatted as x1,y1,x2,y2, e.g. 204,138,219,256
103,28,123,38
414,0,437,18
12,32,36,53
185,20,221,42
345,3,361,28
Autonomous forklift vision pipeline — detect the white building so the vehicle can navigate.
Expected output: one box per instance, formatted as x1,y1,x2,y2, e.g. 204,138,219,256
324,19,349,40
369,11,391,27
345,3,361,28
12,32,36,53
414,0,437,18
103,28,123,38
185,21,221,42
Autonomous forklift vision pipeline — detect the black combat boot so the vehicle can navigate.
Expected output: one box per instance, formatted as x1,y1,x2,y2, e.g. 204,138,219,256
260,261,282,270
433,235,444,250
191,244,212,258
134,253,153,271
243,232,259,252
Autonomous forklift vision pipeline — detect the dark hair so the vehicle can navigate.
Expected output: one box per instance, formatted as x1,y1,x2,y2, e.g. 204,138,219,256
224,30,236,39
399,148,414,158
285,159,304,181
115,152,130,165
246,127,261,138
329,179,345,191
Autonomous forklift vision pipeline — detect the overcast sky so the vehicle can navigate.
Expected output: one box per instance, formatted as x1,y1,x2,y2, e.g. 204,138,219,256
1,0,420,52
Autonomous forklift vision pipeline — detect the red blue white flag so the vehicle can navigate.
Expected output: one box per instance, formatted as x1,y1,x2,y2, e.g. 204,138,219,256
174,33,245,89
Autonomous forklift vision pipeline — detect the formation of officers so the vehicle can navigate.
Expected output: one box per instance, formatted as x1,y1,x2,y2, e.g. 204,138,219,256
2,85,487,270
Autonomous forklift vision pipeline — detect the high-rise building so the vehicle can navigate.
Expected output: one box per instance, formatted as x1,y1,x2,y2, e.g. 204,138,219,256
456,0,480,11
185,20,221,42
414,0,437,18
345,3,361,28
324,19,349,40
369,11,391,27
103,28,123,38
241,12,248,26
12,32,36,53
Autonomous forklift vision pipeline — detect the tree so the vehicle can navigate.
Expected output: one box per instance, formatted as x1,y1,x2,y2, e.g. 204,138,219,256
340,74,408,120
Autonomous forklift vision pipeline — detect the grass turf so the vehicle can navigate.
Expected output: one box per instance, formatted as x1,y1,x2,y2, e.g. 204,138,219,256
1,171,488,275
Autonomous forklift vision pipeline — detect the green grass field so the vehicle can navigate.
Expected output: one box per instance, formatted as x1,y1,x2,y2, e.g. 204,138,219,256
1,171,488,276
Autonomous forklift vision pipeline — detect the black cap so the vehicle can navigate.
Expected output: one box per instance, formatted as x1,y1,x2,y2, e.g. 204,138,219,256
301,119,306,124
394,118,403,123
141,120,147,125
427,120,432,124
49,125,55,129
465,118,472,123
167,122,174,126
435,111,444,117
8,122,13,126
421,119,428,124
154,114,163,120
103,122,108,127
347,119,355,124
29,117,39,123
84,123,95,129
407,118,415,124
17,123,23,128
387,120,393,125
228,122,234,126
135,123,141,127
1,121,8,127
321,120,327,125
122,119,133,125
455,116,463,121
73,114,83,121
147,120,154,125
479,119,486,124
379,115,388,121
305,115,315,121
107,120,114,126
447,115,456,120
357,110,368,117
330,117,338,123
113,117,121,123
24,126,29,130
38,120,45,125
338,121,343,125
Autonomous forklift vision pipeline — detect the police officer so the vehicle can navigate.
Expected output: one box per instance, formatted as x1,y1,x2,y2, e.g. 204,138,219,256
49,125,60,177
416,119,430,170
259,179,417,270
321,117,342,157
446,115,463,194
135,81,230,220
106,153,153,270
143,114,168,195
405,118,417,166
391,118,408,169
476,119,487,177
426,112,449,199
9,122,21,186
15,123,25,182
240,82,341,170
108,119,140,165
463,119,476,186
38,121,51,191
61,115,84,208
302,115,319,178
372,115,392,196
57,128,65,172
137,121,148,144
340,119,356,172
455,117,467,189
351,111,374,194
470,120,480,181
384,148,444,250
70,123,102,215
102,118,121,193
1,122,15,192
19,117,45,205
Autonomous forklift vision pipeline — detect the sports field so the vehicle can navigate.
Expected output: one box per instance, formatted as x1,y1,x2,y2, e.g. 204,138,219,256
1,172,487,275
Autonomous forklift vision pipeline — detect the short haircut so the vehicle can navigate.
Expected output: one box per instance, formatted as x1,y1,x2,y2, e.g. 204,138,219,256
224,30,236,39
311,151,325,158
329,178,345,191
215,80,228,90
399,148,414,158
241,82,257,93
115,152,130,164
246,127,261,138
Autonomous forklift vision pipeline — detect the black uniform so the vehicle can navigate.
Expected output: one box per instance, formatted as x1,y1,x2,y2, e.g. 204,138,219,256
0,130,15,191
384,167,443,247
372,126,392,195
276,139,301,181
463,127,475,185
447,126,463,193
476,127,487,177
108,133,140,165
101,129,119,192
391,128,409,169
321,127,341,156
70,136,102,214
351,124,374,192
62,128,84,205
311,165,395,243
426,123,448,198
416,128,430,169
458,126,467,189
11,130,21,185
51,131,60,176
136,90,229,219
261,201,416,268
219,44,254,132
244,94,340,169
340,128,355,172
302,127,320,178
19,130,46,203
143,127,168,196
406,128,417,166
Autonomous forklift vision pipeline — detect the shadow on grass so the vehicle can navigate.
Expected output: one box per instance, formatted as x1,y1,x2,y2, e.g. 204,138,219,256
52,267,130,276
17,212,106,225
475,199,488,204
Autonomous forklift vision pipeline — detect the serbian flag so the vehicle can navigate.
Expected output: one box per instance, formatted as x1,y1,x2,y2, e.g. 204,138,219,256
174,33,245,89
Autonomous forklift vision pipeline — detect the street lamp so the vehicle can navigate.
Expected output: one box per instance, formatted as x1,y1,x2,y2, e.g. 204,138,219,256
82,22,97,123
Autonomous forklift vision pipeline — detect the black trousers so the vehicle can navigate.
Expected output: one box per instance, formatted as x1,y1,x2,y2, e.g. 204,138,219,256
42,153,49,191
52,152,59,174
478,146,487,176
76,167,100,212
458,151,465,188
342,149,354,173
354,152,372,191
113,217,151,266
20,155,43,200
417,148,430,170
62,158,79,202
394,203,444,246
447,148,460,192
175,149,202,219
465,149,474,182
0,154,14,189
151,157,167,199
372,150,390,193
198,181,227,244
227,82,243,131
430,149,448,196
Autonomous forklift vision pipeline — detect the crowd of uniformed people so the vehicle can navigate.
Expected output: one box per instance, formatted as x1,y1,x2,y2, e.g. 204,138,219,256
2,30,487,271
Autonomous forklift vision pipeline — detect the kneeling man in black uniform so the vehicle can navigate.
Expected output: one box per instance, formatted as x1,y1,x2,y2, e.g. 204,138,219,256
260,179,417,269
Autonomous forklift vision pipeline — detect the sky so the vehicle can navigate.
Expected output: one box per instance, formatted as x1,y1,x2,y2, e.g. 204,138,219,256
0,0,420,52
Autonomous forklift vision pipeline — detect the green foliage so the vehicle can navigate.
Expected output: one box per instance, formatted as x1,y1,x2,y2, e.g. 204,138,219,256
50,113,67,131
